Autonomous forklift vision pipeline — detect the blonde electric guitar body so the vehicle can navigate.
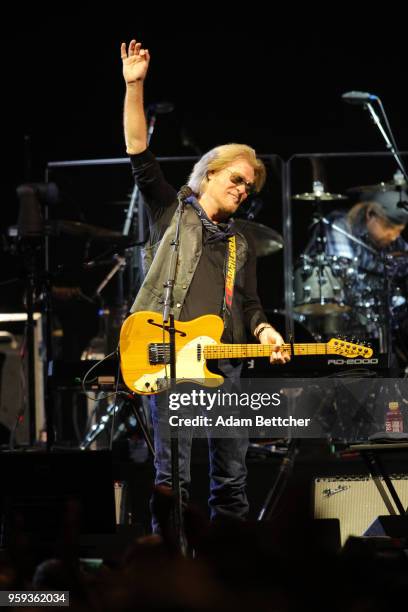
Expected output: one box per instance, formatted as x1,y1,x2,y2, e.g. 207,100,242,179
120,311,225,394
119,311,373,395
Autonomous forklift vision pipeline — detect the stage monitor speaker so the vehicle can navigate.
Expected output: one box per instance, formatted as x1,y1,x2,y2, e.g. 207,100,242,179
314,475,408,546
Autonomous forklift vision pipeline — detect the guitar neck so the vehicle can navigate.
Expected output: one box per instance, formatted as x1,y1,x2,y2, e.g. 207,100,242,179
204,343,329,359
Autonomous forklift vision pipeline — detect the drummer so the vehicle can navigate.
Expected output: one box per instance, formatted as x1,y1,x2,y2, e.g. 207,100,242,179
323,189,408,261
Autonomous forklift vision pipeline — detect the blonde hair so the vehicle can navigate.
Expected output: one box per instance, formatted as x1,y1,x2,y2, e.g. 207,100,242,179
187,143,266,196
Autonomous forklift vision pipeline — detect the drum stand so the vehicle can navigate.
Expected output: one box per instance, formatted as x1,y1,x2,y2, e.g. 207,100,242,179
311,201,329,312
303,188,339,314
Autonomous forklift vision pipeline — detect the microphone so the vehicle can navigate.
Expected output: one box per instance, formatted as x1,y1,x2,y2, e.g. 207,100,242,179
342,91,379,104
246,197,263,221
177,185,193,201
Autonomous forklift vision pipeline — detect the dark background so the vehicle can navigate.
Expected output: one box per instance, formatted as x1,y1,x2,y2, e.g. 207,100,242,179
3,15,407,315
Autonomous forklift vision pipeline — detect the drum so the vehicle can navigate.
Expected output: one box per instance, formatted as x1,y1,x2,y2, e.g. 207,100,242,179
350,262,407,335
294,254,356,315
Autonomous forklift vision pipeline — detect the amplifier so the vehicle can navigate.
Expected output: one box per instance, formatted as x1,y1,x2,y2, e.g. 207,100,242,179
314,474,408,546
0,313,45,444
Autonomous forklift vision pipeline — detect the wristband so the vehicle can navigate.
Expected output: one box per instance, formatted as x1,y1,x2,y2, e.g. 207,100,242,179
255,324,273,340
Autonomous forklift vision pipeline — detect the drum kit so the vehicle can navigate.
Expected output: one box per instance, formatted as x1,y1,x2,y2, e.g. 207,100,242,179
292,177,408,347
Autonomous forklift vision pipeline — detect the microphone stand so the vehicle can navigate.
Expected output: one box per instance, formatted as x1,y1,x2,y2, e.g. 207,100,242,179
161,191,187,554
365,101,408,184
343,95,408,364
120,101,184,544
304,182,329,310
381,253,393,369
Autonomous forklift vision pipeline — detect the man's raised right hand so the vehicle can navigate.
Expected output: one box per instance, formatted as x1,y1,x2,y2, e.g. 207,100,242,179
121,39,150,84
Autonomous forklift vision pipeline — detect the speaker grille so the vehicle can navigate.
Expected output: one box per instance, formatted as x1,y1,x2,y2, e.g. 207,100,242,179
314,475,408,545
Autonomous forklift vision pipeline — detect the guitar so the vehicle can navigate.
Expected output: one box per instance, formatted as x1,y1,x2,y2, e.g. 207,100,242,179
119,311,373,395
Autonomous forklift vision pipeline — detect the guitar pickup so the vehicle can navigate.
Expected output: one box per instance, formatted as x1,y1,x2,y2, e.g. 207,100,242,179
148,343,170,365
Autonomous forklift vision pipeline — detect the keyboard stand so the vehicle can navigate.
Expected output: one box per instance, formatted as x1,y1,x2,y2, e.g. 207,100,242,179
347,443,408,515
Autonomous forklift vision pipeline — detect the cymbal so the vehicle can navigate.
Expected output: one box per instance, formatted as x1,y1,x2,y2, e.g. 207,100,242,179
292,192,347,201
233,219,283,257
347,180,407,193
51,220,125,240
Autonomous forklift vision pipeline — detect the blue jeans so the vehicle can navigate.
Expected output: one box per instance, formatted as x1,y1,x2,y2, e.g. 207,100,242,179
149,361,248,532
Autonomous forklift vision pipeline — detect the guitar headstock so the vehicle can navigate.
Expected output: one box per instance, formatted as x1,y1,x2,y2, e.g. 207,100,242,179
327,337,373,358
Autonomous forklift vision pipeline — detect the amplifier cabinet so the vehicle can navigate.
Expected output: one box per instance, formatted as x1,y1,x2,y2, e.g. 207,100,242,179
314,475,408,545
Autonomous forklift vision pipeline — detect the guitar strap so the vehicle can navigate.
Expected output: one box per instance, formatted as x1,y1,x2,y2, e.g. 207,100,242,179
222,235,237,323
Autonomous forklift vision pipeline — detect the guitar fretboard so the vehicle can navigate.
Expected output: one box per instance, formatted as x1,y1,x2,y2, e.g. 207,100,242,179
203,343,329,359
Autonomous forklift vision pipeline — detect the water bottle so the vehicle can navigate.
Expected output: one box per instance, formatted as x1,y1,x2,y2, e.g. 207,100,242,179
385,401,404,433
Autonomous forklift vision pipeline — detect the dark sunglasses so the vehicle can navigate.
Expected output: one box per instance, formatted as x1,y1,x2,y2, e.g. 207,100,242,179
224,169,255,195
